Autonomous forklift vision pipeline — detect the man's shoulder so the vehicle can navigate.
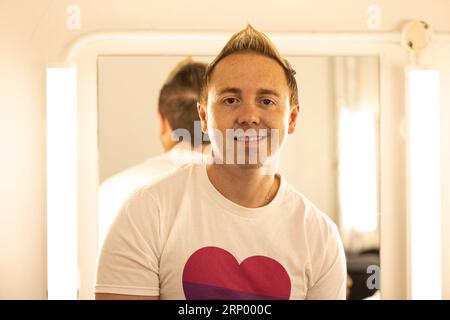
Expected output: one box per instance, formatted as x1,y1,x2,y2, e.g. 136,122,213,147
282,181,337,231
130,163,196,200
116,164,195,219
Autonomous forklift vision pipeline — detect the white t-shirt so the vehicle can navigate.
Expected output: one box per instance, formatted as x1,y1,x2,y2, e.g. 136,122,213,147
95,163,347,300
98,143,207,246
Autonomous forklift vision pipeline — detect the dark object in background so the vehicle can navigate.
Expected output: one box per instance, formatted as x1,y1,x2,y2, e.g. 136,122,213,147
346,248,380,300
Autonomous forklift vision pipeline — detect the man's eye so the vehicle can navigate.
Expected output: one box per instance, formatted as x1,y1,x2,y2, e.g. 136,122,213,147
261,99,275,106
223,98,239,105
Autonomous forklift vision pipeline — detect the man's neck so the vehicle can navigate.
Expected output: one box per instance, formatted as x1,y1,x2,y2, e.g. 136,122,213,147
206,164,279,208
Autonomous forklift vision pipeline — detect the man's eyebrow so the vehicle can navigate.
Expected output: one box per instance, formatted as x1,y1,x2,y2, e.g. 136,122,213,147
257,88,281,98
216,87,281,97
217,87,242,96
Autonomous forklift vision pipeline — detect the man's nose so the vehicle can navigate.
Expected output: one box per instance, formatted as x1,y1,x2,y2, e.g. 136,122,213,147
236,101,260,126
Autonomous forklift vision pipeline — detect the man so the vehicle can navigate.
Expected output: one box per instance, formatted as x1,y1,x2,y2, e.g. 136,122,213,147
95,25,346,300
98,59,209,247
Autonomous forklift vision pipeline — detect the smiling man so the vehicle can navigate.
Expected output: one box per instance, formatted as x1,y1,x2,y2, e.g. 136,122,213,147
95,25,347,300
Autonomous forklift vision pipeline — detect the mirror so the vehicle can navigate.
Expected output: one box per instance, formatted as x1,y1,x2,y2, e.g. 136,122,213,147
97,55,380,299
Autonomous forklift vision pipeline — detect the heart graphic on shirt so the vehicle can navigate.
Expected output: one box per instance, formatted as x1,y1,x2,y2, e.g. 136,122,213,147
182,246,291,300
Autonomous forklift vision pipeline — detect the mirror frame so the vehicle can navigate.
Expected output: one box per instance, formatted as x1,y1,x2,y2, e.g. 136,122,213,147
57,30,409,299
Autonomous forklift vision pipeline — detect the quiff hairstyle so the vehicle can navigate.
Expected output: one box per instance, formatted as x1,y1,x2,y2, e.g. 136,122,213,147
199,24,299,106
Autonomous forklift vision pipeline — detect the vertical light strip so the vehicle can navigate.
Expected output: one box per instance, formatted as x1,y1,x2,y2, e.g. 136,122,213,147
338,110,378,233
46,67,78,300
407,68,441,299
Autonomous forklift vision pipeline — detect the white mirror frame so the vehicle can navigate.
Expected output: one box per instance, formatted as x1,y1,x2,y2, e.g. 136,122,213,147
51,30,450,300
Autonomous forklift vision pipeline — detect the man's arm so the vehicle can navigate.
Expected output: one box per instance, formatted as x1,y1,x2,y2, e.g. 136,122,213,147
95,190,162,299
95,293,159,300
306,224,347,299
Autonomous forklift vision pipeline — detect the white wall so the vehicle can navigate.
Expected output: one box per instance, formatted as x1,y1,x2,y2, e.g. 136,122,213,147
0,1,47,299
1,0,450,299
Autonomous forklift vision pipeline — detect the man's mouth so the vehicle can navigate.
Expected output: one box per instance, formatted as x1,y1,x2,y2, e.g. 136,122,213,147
233,131,268,142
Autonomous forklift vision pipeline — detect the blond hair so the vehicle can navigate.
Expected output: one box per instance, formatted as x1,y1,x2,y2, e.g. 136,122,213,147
199,24,299,105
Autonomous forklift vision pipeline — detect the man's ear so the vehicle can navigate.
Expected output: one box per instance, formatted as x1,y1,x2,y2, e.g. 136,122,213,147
197,102,208,133
288,104,300,134
158,112,170,135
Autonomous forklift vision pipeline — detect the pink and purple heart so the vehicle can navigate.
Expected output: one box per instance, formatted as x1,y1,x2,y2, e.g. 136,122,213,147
182,246,291,300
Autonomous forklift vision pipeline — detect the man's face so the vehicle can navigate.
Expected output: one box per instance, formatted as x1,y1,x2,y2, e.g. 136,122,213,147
199,53,299,168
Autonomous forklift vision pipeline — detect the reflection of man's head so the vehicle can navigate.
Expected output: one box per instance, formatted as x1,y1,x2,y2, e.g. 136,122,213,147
158,59,209,151
197,25,300,168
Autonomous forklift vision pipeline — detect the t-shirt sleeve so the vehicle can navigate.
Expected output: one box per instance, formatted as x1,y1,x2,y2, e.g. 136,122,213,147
94,188,161,297
306,223,347,300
